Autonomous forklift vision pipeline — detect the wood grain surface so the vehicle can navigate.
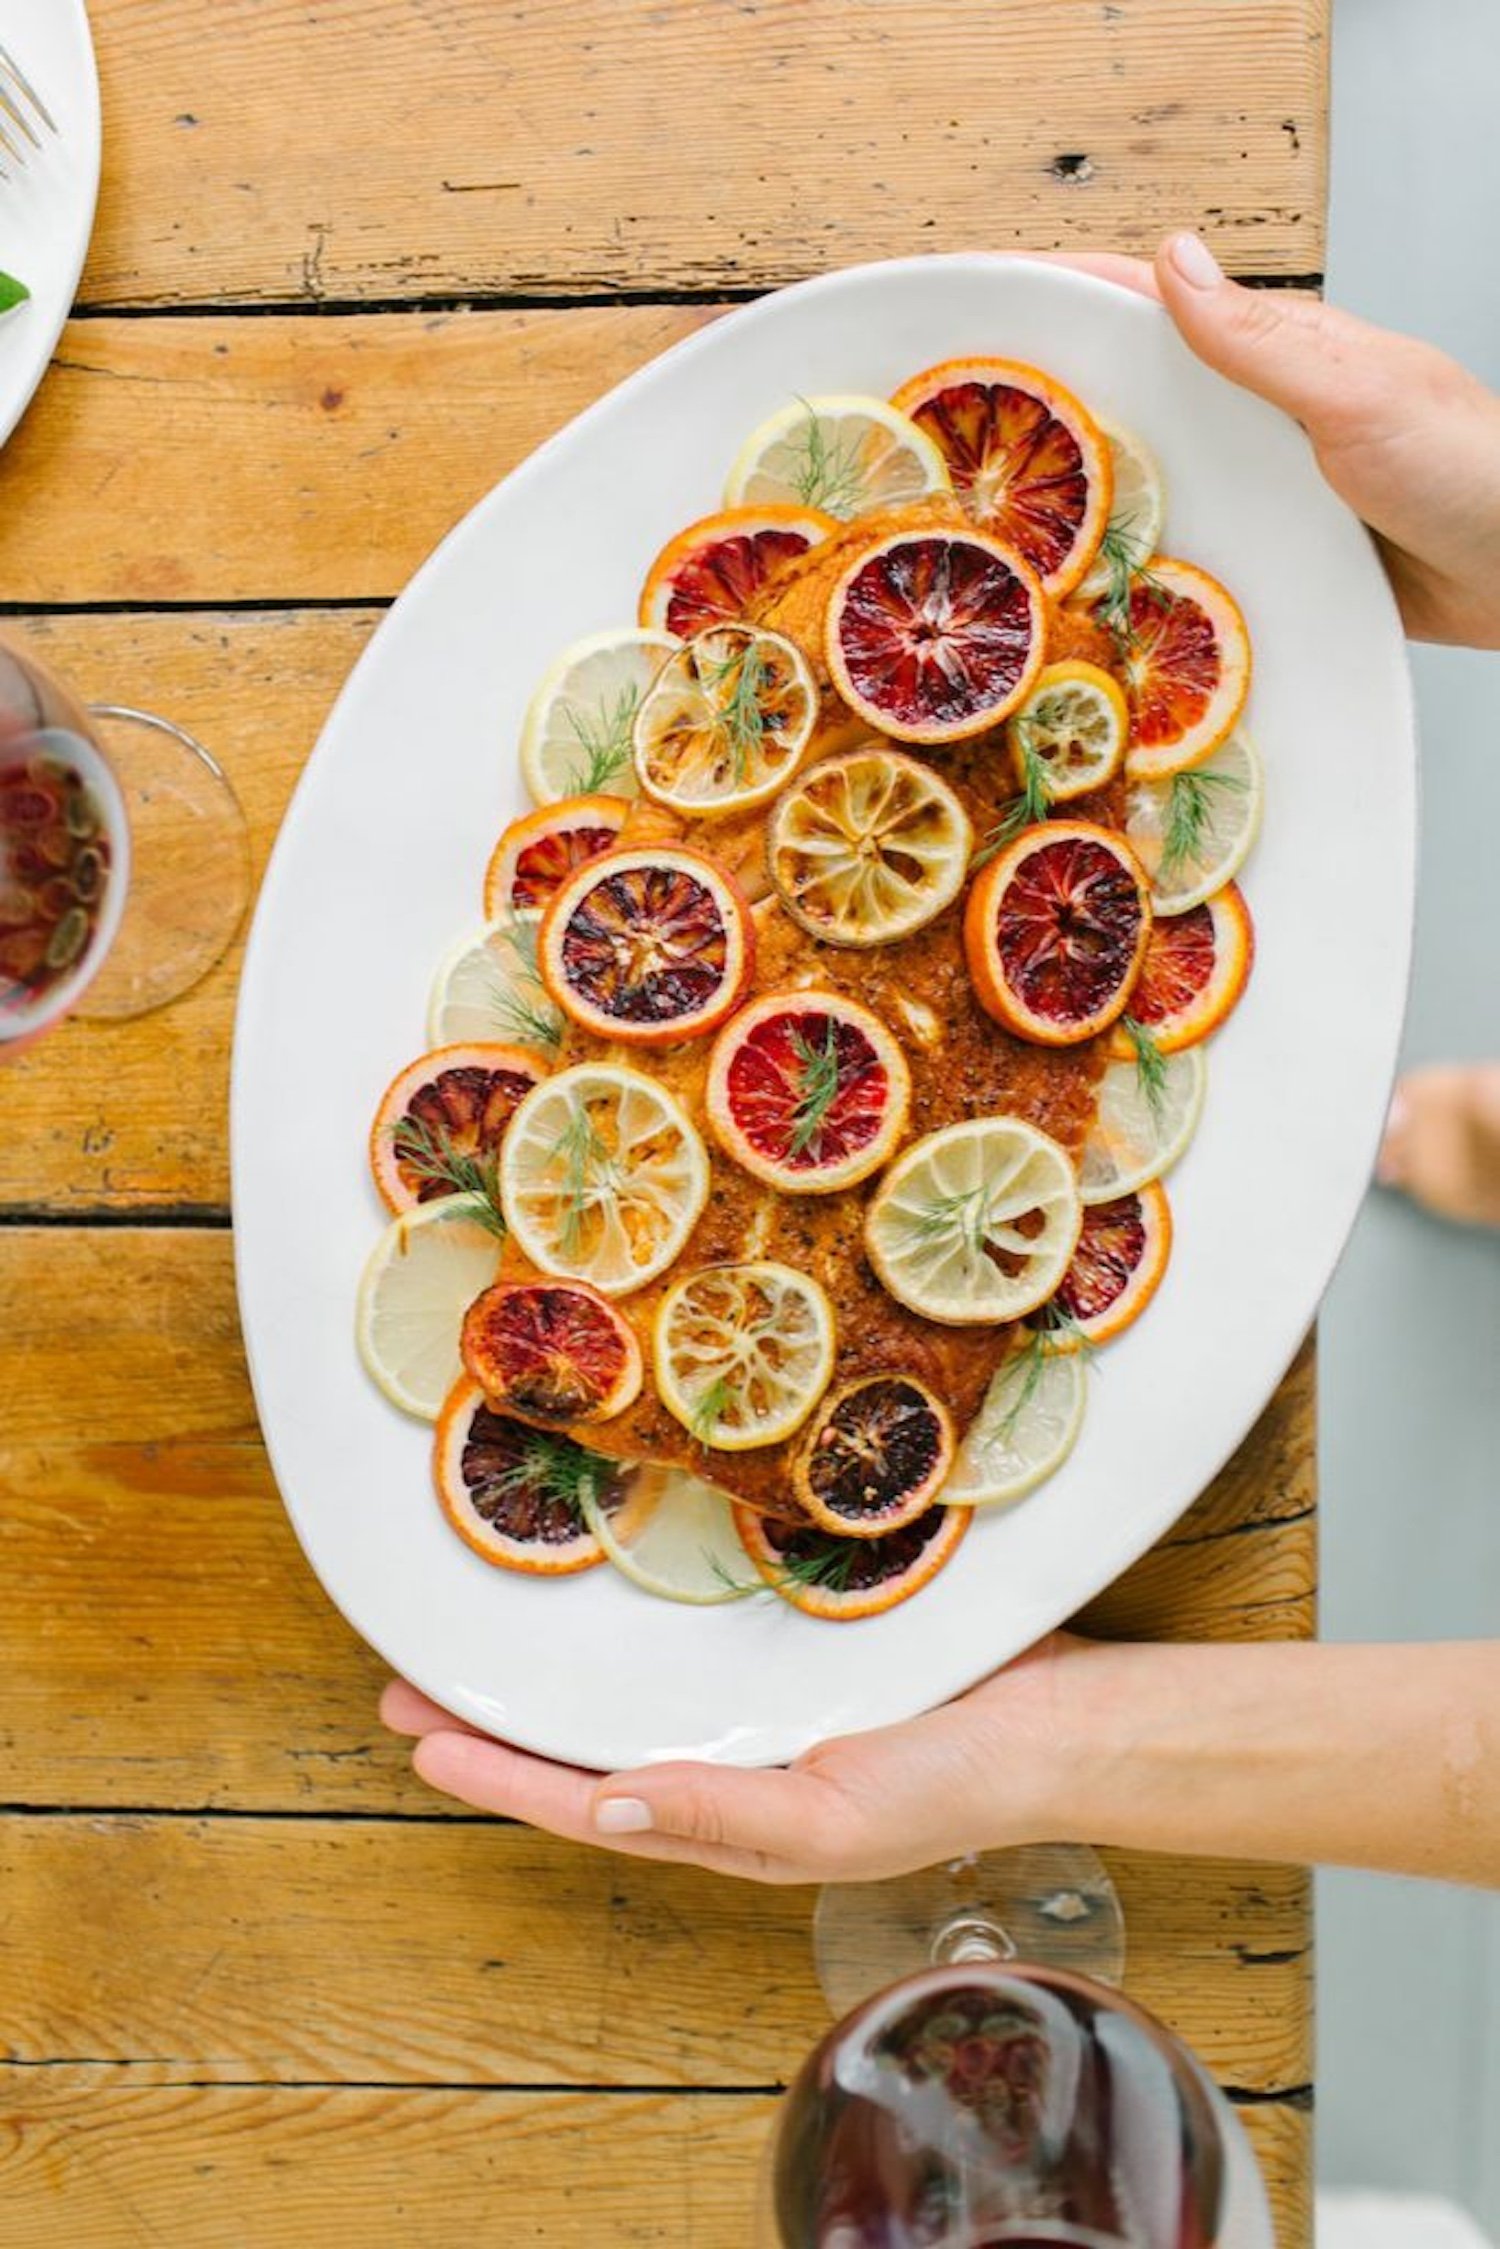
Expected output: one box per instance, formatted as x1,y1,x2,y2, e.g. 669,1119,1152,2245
3,1,1328,2238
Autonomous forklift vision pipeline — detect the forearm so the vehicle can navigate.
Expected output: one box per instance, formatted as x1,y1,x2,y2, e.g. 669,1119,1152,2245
1048,1639,1500,1886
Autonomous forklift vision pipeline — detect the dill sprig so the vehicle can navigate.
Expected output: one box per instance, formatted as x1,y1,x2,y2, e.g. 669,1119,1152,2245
1032,1295,1098,1363
548,1098,612,1261
701,632,774,786
480,917,563,1056
492,1424,605,1514
786,399,867,518
974,710,1060,866
389,1110,507,1237
560,682,640,794
1158,766,1249,884
788,1020,844,1158
689,1373,739,1447
1119,1013,1169,1125
1093,515,1172,659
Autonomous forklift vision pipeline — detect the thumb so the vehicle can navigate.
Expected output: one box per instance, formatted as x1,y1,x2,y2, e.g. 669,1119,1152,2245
1153,231,1368,439
593,1759,855,1871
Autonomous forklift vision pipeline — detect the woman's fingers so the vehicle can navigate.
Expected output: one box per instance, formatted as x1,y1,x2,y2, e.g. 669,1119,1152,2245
593,1759,857,1873
1026,249,1162,300
379,1676,487,1740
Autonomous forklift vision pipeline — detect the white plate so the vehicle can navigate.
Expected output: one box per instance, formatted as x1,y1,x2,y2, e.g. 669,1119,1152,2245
233,256,1415,1773
0,0,99,449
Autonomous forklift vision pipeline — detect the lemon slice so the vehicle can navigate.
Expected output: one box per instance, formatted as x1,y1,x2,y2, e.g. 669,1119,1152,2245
355,1199,506,1419
1075,418,1167,602
653,1261,836,1450
1079,1044,1207,1204
1125,728,1263,915
724,395,951,520
1005,660,1128,805
583,1465,751,1605
426,916,564,1054
865,1118,1083,1325
942,1344,1088,1507
519,627,680,804
767,747,973,947
498,1062,710,1296
633,625,817,816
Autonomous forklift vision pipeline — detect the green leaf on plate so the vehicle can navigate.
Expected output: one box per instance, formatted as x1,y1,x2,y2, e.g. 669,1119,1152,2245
0,270,30,313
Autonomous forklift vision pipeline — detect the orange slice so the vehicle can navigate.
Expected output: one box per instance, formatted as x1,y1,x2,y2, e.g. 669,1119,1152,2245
433,1378,626,1572
1049,1180,1173,1347
891,356,1113,597
732,1501,970,1620
1109,882,1254,1055
638,505,837,635
459,1278,643,1423
369,1042,545,1215
482,795,627,921
964,821,1153,1046
1099,557,1252,780
537,844,756,1047
704,988,912,1195
793,1374,956,1539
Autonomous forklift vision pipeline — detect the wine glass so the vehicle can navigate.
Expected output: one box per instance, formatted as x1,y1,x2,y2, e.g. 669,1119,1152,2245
0,628,249,1047
757,1846,1275,2247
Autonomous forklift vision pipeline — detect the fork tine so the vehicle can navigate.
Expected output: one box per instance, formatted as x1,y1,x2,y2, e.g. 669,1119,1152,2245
0,43,56,136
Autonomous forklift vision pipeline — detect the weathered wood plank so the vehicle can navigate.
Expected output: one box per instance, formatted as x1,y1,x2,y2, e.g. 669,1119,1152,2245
0,1815,1309,2095
82,0,1328,310
0,2079,1311,2247
0,1228,1313,1812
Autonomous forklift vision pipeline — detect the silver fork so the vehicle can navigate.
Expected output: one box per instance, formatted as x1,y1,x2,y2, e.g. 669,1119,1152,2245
0,42,58,178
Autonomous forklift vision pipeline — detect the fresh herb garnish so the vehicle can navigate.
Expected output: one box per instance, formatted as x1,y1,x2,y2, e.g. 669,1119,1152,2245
1119,1013,1169,1125
481,916,564,1055
702,632,775,787
560,684,640,795
0,271,30,314
689,1373,739,1447
389,1111,508,1237
1092,516,1172,659
973,703,1062,865
491,1424,604,1514
548,1096,612,1261
786,398,867,518
787,1019,843,1158
1158,766,1249,884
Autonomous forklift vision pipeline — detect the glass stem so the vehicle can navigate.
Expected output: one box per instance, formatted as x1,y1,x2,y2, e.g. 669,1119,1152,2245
928,1911,1019,1968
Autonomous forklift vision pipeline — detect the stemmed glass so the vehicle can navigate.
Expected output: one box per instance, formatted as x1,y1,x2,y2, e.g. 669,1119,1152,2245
0,627,249,1046
757,1847,1275,2247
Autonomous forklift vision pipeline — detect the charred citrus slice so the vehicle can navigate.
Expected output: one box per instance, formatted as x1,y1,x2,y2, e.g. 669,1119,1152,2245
732,1501,969,1620
654,1262,836,1451
537,845,755,1047
1125,728,1263,915
941,1339,1088,1508
1005,660,1128,806
704,989,911,1195
632,625,817,815
369,1041,546,1215
460,1277,643,1422
498,1062,709,1294
426,916,564,1058
1098,557,1251,780
724,395,951,520
865,1117,1082,1326
1075,419,1167,603
794,1374,955,1539
767,747,972,947
964,821,1152,1047
1051,1180,1173,1347
891,357,1112,597
583,1464,751,1605
482,795,628,922
434,1377,627,1570
639,504,837,636
356,1199,506,1421
827,529,1046,744
1079,1042,1207,1204
519,627,680,804
1108,882,1254,1056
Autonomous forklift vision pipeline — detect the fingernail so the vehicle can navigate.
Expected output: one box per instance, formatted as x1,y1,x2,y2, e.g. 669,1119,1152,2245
595,1796,654,1835
1167,231,1223,290
1376,1091,1408,1185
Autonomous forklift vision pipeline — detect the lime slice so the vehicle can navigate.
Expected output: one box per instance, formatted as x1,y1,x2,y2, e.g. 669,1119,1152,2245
654,1262,836,1450
518,627,679,804
943,1345,1087,1509
426,915,564,1054
583,1466,751,1604
725,395,951,520
356,1199,505,1419
865,1118,1082,1324
1125,729,1264,916
1079,1044,1207,1205
1075,418,1167,602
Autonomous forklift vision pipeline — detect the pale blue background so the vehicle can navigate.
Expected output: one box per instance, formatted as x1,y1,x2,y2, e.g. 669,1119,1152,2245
1320,0,1500,2223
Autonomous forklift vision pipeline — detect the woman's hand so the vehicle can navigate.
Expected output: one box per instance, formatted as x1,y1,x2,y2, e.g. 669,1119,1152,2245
1056,234,1500,649
381,1633,1088,1885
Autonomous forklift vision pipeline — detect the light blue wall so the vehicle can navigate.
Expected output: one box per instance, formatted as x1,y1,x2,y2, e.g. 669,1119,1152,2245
1319,0,1500,2222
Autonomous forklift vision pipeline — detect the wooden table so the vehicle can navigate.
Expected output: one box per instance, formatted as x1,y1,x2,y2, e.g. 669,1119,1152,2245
0,5,1324,2239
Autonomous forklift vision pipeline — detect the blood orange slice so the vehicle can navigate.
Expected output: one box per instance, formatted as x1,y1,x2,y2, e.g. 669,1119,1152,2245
639,505,837,636
1098,558,1251,780
794,1374,956,1539
704,989,912,1195
369,1042,545,1215
891,357,1113,597
964,820,1152,1046
766,747,972,947
1109,882,1254,1056
460,1278,643,1422
732,1500,969,1620
1050,1180,1173,1347
482,796,627,921
434,1377,626,1572
827,529,1046,744
537,845,755,1046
